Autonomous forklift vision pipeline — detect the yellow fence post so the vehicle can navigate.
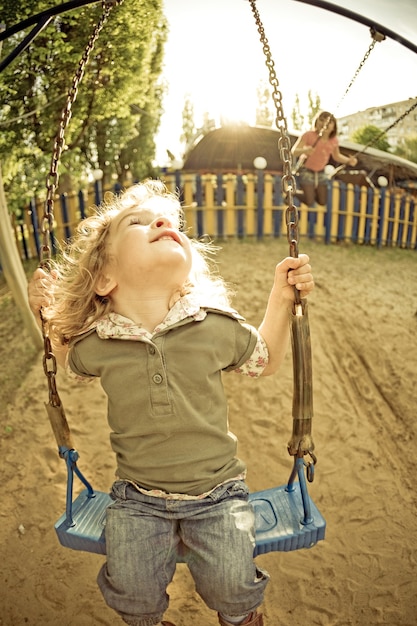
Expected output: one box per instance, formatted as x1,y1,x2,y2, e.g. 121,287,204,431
391,193,401,244
401,196,411,248
357,187,368,244
225,174,236,237
202,175,216,236
182,174,197,237
245,174,256,236
344,184,354,242
330,182,340,243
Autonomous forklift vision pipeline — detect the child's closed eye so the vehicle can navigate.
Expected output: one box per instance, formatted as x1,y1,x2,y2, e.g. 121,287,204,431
129,216,145,226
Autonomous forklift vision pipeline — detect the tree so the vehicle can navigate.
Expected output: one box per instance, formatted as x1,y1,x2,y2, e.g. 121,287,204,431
291,90,320,131
0,0,167,211
352,125,391,152
0,16,43,348
291,94,304,131
180,94,196,158
394,137,417,164
199,112,216,135
307,90,321,126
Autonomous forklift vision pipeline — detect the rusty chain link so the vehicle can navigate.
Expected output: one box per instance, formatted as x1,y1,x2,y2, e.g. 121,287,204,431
40,0,123,405
41,0,123,270
352,97,417,158
335,28,386,113
248,1,317,466
248,0,301,304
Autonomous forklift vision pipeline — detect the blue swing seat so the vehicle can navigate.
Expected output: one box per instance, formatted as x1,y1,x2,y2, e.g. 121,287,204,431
54,453,326,556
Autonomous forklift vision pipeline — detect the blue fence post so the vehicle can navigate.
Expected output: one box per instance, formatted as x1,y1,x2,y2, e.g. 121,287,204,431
409,197,416,249
19,223,29,260
113,182,123,196
352,186,360,243
338,182,347,241
195,174,204,238
78,190,86,220
236,174,245,238
93,169,104,205
272,175,282,237
364,187,373,244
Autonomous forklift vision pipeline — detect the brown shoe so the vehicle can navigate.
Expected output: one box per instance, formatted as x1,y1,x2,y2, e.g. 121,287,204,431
218,612,264,626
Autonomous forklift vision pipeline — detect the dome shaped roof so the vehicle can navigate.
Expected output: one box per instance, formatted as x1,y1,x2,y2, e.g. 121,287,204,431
182,124,291,173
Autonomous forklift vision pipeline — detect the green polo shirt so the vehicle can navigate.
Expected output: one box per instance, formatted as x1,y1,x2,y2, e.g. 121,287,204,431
68,309,259,496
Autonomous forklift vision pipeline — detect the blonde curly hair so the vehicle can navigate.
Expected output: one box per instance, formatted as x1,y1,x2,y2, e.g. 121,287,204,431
46,180,232,341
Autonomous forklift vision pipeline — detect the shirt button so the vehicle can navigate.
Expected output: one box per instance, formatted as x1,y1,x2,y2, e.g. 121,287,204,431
148,346,155,355
152,374,163,384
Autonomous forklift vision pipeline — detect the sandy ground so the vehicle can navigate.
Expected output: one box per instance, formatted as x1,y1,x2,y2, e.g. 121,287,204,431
1,238,416,626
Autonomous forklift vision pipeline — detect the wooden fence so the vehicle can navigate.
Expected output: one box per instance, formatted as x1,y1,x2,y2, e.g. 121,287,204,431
10,172,417,260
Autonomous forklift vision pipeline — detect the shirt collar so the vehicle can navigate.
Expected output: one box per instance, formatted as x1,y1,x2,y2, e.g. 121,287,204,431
95,294,242,340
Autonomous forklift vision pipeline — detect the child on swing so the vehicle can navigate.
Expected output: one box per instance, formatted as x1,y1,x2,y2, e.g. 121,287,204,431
292,111,358,207
28,179,314,626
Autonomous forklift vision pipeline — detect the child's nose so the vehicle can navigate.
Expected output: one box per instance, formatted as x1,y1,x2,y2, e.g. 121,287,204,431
151,216,172,229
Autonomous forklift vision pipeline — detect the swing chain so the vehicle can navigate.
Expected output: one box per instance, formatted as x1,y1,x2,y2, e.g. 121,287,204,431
42,332,60,406
354,97,417,157
40,0,124,269
247,1,300,264
335,27,386,113
40,0,124,404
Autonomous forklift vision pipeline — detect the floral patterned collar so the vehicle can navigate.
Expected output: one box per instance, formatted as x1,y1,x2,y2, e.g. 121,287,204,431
95,295,242,341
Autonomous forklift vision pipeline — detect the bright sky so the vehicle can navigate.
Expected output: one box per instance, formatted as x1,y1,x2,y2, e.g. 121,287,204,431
155,0,417,164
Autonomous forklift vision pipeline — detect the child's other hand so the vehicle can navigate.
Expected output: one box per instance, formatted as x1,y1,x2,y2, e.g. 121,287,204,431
27,267,56,315
275,254,314,301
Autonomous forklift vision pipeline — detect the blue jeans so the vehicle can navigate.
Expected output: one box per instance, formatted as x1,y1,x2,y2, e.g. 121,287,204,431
97,479,269,626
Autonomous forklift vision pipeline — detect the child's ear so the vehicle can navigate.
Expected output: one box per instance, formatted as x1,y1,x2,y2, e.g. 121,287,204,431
95,272,117,297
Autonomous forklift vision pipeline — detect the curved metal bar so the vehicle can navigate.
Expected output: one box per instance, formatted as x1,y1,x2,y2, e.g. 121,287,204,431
286,457,313,524
73,463,95,498
0,0,100,41
0,16,52,73
296,458,313,525
293,0,417,55
61,448,76,528
60,447,95,528
0,0,102,74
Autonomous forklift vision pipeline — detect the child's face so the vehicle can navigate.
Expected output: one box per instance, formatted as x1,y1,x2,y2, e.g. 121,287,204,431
99,197,192,296
316,115,334,133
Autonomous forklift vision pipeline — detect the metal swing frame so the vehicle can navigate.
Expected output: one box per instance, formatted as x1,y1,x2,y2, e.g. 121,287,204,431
35,0,326,558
